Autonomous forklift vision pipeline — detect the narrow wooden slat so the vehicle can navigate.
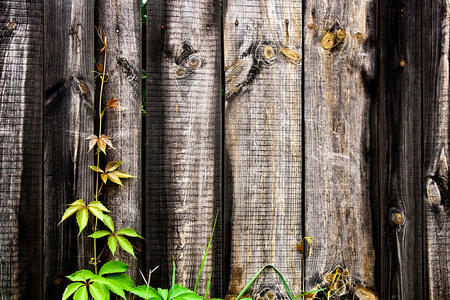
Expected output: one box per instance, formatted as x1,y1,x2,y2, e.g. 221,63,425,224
146,0,223,296
422,0,450,298
0,1,43,298
379,0,423,298
43,0,94,298
96,0,143,282
223,1,303,298
303,0,378,297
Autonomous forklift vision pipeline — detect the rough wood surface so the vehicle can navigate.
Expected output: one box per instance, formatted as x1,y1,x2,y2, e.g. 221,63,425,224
303,0,378,297
378,0,424,298
146,0,223,296
43,0,94,298
0,0,43,298
223,1,303,298
422,0,450,298
96,0,143,282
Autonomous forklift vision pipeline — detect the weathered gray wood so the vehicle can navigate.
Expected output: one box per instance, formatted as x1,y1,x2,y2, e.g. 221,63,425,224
146,0,223,296
0,0,43,298
223,1,303,298
423,0,450,298
379,0,424,298
303,0,378,297
43,0,94,298
96,0,143,282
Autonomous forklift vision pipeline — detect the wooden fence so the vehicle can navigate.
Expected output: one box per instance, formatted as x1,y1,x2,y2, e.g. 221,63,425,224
0,0,449,299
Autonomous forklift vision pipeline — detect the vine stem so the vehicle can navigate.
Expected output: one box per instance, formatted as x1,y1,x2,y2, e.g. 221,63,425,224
93,33,108,276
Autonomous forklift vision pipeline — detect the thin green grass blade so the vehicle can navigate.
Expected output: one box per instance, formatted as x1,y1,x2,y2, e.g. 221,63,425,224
171,255,176,300
194,211,218,293
203,267,213,300
293,288,326,299
234,265,295,300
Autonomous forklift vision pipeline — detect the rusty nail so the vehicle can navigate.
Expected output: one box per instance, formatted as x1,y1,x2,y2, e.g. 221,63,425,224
311,9,316,14
7,21,16,30
285,19,289,24
366,16,370,21
401,8,405,13
442,7,446,12
235,20,239,26
206,25,210,30
54,278,63,286
399,58,406,68
160,25,165,29
393,212,404,225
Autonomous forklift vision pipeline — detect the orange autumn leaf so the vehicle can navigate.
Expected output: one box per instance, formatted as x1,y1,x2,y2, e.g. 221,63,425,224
106,96,126,110
86,134,114,154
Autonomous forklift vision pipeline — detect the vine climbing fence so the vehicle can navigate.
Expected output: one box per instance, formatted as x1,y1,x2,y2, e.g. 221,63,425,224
1,0,449,299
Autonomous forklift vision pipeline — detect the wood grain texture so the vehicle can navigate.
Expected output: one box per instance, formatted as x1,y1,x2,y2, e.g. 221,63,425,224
379,0,423,298
422,0,450,298
223,1,303,298
96,0,143,282
43,0,94,298
0,0,43,298
303,0,378,297
146,0,223,296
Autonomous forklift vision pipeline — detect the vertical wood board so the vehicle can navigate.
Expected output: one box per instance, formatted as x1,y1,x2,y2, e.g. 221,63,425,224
96,0,143,281
303,0,378,297
379,0,423,298
422,0,450,298
223,1,303,298
43,0,94,298
0,0,43,298
146,0,223,296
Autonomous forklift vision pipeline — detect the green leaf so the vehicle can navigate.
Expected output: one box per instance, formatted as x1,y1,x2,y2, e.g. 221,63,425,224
194,211,218,293
89,282,106,300
89,230,111,239
113,170,136,178
108,235,117,256
104,278,126,299
88,205,104,220
99,260,129,276
103,214,115,232
107,172,123,186
106,273,135,292
171,258,176,300
89,165,104,173
169,285,201,300
131,286,163,300
73,285,88,300
105,161,123,172
76,208,89,235
99,283,111,300
67,270,95,282
101,173,109,183
158,288,169,300
116,228,144,239
116,236,135,258
59,200,85,225
62,282,84,300
204,267,213,300
88,201,111,212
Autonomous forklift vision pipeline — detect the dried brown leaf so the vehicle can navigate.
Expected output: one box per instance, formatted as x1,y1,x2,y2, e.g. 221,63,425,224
106,96,126,110
95,62,103,73
100,134,114,150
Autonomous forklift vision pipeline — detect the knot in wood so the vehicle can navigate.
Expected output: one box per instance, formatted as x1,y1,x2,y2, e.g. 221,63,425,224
256,44,277,65
399,58,407,68
7,21,16,30
264,45,275,60
279,47,301,65
392,212,404,225
175,66,187,78
188,55,202,70
322,32,335,50
336,29,346,41
427,179,442,206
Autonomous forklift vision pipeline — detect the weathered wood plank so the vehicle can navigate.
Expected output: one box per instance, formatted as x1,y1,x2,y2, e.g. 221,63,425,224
43,0,94,298
303,0,378,297
423,0,450,298
146,0,223,296
223,1,303,298
0,0,43,298
96,0,143,282
379,0,423,298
